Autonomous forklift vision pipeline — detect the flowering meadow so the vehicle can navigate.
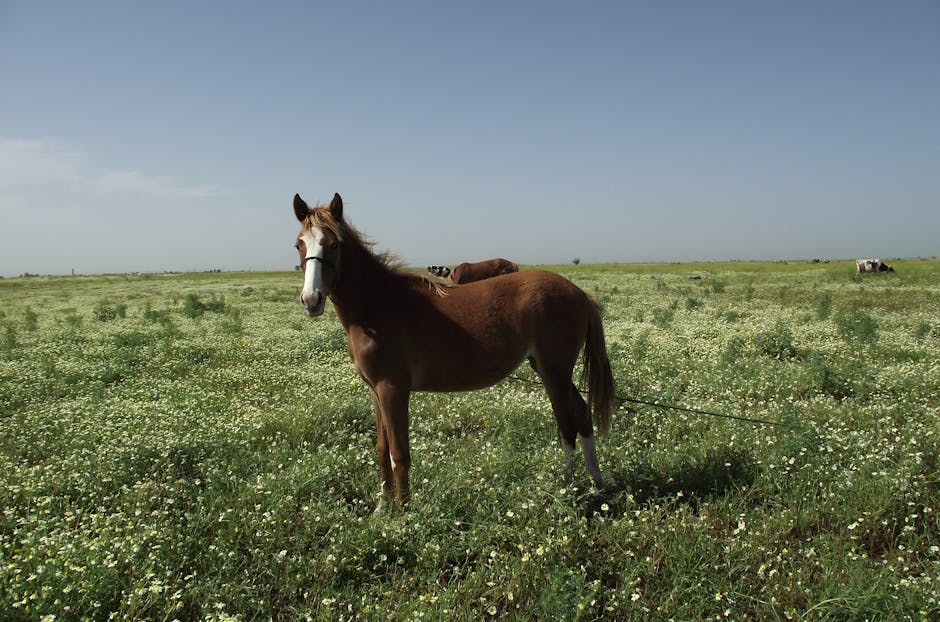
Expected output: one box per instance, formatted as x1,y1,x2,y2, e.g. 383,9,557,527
1,260,938,620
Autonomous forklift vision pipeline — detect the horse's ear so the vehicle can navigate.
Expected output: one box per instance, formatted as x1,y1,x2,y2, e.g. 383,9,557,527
329,193,343,221
293,194,310,222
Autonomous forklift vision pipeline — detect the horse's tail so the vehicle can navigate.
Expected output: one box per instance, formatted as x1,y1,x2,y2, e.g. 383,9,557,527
581,299,615,435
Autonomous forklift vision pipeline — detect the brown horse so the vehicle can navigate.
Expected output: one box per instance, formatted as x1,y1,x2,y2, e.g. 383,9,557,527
451,257,519,284
294,193,615,510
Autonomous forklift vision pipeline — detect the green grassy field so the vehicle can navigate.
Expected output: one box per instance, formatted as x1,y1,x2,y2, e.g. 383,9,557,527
1,260,938,620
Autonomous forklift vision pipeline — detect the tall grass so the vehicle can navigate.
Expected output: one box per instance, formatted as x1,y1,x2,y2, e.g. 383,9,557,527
0,262,938,620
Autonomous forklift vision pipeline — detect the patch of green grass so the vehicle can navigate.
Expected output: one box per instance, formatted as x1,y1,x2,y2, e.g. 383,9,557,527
0,262,938,620
754,320,799,360
834,306,879,345
1,324,14,360
720,335,745,366
93,300,127,322
60,307,83,330
914,321,932,342
650,301,677,328
22,306,39,331
180,292,227,318
801,353,861,400
816,292,833,320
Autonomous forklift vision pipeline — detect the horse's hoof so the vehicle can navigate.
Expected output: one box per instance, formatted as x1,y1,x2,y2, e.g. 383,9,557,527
373,498,387,516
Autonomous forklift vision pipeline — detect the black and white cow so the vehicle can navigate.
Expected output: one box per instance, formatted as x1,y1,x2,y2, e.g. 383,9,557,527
856,258,895,274
427,265,451,278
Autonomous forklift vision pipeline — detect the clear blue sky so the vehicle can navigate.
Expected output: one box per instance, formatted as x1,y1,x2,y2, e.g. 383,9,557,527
1,1,937,276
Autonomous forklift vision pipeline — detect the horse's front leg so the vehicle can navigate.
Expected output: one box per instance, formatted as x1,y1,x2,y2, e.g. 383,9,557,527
371,389,393,514
373,380,412,508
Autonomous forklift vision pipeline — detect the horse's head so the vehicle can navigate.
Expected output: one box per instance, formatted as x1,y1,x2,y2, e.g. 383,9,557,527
293,193,344,316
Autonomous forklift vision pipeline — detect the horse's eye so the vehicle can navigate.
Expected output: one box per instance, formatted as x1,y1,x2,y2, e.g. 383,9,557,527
294,243,300,250
330,241,340,250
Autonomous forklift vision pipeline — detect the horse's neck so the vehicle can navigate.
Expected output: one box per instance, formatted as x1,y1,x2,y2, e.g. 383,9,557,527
330,243,398,328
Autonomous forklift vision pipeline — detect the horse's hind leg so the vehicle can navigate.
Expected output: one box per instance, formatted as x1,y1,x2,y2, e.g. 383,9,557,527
580,424,603,485
527,356,539,375
538,367,604,485
566,383,603,485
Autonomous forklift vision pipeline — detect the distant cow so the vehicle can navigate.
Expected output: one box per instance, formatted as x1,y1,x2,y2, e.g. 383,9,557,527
427,265,451,278
451,258,519,284
856,258,895,274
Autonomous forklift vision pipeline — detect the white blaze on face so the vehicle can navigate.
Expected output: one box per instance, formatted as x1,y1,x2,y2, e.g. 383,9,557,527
300,227,326,314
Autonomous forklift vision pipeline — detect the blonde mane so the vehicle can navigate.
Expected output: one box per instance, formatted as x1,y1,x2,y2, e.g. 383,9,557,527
304,203,449,297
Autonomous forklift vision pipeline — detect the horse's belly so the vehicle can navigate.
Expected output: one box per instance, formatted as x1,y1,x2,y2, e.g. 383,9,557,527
409,347,528,392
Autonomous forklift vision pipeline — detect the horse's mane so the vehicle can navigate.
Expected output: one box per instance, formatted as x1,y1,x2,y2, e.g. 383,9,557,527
305,204,450,297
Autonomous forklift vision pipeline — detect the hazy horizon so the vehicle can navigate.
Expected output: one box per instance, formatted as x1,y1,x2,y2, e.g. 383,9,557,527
9,255,937,280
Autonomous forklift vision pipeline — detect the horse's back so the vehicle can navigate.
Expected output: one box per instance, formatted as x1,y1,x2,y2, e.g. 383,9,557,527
404,269,591,391
442,269,592,326
450,267,564,291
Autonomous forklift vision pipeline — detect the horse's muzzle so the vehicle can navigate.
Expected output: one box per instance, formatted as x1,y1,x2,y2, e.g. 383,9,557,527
300,291,325,316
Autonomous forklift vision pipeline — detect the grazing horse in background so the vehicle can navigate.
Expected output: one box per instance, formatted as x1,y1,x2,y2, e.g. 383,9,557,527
451,257,519,284
856,258,895,274
294,193,615,510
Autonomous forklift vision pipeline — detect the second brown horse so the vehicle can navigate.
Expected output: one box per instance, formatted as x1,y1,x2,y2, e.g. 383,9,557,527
451,257,519,284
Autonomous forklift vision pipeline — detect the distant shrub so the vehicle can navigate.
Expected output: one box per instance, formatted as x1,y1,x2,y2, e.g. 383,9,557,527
651,305,676,328
22,307,38,331
181,295,203,318
93,304,115,322
754,321,799,360
113,331,154,349
630,329,651,360
99,363,125,386
93,301,127,322
39,355,55,377
721,335,746,366
143,302,172,324
262,288,297,303
834,307,879,345
205,295,227,313
219,308,244,336
685,297,702,311
2,325,14,360
61,309,82,330
805,353,854,400
816,293,833,321
181,293,227,318
914,321,932,343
